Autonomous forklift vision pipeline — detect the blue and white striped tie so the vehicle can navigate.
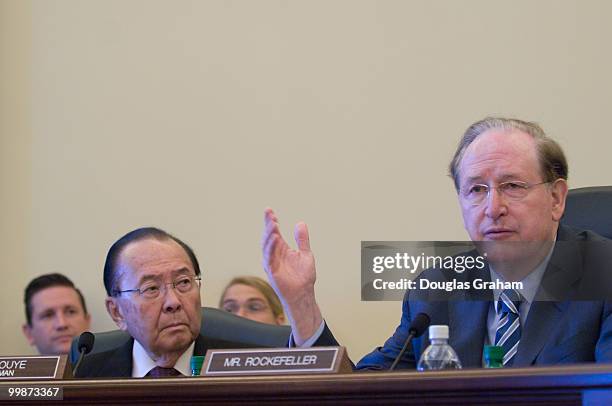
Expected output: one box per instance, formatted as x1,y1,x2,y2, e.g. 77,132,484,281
494,289,522,366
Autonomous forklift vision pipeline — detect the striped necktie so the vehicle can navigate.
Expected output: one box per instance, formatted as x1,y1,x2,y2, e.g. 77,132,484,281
494,288,522,366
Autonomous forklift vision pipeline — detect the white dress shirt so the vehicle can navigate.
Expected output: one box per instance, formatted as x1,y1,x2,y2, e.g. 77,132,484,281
131,340,195,377
485,241,556,347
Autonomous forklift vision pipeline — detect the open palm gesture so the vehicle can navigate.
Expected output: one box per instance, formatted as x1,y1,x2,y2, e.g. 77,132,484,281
261,208,322,344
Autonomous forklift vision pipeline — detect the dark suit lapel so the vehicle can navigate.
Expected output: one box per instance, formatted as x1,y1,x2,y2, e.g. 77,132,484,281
514,226,582,366
448,263,491,367
98,338,134,377
449,300,489,367
513,301,568,366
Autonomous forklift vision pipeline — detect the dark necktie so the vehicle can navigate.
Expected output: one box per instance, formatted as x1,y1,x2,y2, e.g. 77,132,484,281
146,366,183,378
494,288,522,366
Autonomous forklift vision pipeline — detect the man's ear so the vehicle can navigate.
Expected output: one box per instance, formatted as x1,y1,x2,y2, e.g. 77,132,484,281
276,314,286,325
551,178,569,222
105,297,128,331
22,323,35,346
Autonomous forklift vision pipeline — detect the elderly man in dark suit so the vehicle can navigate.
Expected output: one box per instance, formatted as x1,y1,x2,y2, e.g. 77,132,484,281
77,228,230,378
262,117,612,369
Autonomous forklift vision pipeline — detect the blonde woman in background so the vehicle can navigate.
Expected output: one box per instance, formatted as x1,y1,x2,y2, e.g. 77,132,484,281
219,276,286,325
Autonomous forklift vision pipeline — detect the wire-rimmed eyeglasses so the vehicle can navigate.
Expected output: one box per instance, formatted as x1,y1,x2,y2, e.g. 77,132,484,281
113,274,202,300
460,181,550,206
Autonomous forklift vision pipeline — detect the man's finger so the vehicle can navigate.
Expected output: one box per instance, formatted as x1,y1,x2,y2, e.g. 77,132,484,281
294,222,311,252
262,233,279,273
261,217,279,251
264,232,289,275
264,207,278,224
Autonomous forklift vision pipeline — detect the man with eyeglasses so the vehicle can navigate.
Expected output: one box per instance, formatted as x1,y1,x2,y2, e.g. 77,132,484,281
262,117,612,369
76,227,239,378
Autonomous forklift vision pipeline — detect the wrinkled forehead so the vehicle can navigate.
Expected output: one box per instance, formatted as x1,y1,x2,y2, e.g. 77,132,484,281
459,129,540,184
115,238,194,285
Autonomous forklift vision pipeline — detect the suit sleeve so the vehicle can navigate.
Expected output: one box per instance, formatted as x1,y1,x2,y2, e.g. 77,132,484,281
596,301,612,361
355,295,418,370
312,295,419,370
312,323,341,346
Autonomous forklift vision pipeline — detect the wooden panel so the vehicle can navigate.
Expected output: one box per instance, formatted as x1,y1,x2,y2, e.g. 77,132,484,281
1,363,612,405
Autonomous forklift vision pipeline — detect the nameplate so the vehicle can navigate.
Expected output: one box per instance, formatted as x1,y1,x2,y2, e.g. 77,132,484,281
202,347,352,376
0,355,70,380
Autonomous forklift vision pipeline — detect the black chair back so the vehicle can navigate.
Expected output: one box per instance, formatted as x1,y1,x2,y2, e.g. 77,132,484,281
562,186,612,239
70,307,291,364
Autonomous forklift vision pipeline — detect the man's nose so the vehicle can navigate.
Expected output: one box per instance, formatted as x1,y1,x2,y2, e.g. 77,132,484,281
484,187,508,219
162,285,183,312
55,313,68,330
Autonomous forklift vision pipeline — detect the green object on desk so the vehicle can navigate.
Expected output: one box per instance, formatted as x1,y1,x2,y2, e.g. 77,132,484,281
190,356,205,376
484,346,504,368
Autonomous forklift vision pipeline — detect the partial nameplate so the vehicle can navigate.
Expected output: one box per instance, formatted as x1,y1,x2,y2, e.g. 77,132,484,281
0,355,71,380
202,347,352,376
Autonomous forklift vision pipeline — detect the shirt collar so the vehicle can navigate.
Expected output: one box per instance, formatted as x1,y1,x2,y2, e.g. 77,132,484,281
132,339,195,377
489,239,556,306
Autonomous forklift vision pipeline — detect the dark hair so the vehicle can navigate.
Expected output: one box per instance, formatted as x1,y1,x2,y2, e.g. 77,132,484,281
103,227,201,296
24,273,88,326
449,117,569,191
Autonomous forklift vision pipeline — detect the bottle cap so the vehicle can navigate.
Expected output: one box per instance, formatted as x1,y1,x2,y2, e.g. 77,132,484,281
190,356,205,375
429,325,449,339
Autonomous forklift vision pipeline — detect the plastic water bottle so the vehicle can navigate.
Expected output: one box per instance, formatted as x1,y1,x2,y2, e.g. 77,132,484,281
416,325,462,371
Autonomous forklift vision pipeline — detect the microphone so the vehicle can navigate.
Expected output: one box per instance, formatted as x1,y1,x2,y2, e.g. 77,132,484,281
389,313,430,371
72,332,95,377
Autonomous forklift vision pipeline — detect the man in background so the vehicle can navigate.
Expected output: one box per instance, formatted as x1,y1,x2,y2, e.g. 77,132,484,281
22,273,91,355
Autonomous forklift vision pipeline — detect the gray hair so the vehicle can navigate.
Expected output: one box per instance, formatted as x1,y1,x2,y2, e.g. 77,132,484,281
449,117,568,191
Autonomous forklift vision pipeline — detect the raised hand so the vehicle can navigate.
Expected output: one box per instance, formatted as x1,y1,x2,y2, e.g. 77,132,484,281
261,208,323,345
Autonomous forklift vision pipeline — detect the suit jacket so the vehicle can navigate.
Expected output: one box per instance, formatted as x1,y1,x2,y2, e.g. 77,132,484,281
75,334,250,378
316,225,612,370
